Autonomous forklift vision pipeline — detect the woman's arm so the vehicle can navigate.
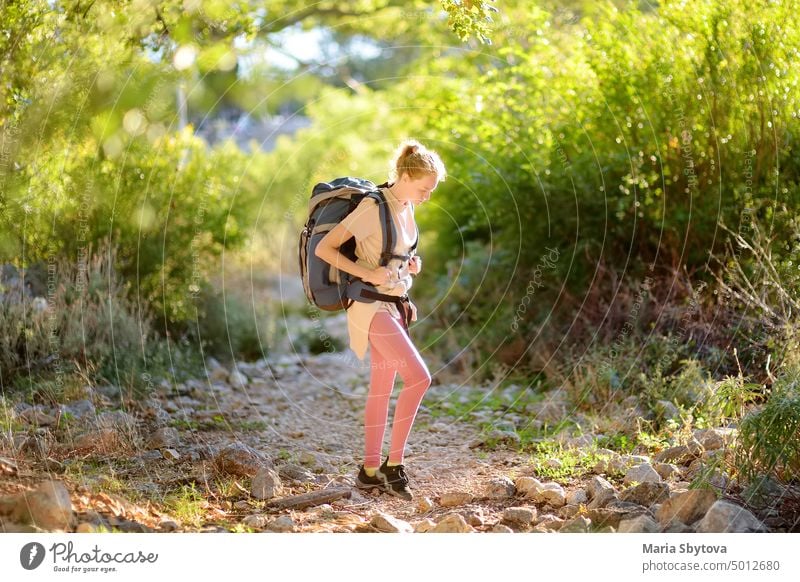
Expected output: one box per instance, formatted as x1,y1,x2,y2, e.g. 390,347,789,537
315,223,389,286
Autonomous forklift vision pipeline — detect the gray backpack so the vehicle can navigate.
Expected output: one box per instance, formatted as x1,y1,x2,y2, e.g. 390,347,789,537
299,177,418,311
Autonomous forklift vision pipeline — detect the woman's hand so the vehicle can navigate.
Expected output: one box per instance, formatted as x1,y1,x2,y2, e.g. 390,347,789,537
408,255,422,275
363,266,393,286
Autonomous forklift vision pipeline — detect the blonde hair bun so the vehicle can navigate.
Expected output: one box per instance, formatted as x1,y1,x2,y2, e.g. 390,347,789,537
390,139,447,182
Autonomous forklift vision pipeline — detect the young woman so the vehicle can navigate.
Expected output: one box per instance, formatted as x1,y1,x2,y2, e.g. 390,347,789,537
314,139,446,500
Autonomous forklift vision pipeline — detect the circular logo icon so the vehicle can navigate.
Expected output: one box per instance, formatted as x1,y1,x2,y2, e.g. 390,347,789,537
20,542,46,570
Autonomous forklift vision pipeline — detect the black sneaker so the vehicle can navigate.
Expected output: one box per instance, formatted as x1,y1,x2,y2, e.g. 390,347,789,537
377,459,413,500
356,465,386,492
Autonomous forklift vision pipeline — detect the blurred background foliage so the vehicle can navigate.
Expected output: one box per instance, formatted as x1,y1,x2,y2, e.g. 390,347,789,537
1,1,799,477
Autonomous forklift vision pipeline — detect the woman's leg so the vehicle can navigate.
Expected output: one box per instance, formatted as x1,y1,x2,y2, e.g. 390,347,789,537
366,310,432,465
363,317,397,469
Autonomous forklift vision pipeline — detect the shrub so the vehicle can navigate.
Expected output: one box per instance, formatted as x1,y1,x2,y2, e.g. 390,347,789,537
735,364,800,485
0,238,150,393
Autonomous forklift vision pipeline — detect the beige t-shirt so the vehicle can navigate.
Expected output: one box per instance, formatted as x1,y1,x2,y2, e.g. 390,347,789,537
339,186,418,360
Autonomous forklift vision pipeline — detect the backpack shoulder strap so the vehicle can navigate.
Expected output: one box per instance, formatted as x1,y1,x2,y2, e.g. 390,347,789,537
365,189,395,267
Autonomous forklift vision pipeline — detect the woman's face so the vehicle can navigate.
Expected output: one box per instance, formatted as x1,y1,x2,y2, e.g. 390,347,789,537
395,173,438,207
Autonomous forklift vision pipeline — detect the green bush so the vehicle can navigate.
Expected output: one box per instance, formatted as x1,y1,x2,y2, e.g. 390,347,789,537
186,281,268,362
735,364,800,484
0,238,149,390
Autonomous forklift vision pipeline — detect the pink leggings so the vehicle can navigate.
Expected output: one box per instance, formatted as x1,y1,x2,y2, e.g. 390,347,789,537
364,310,432,467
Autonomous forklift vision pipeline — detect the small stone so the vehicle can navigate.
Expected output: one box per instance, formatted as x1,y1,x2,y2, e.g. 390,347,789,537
654,463,682,481
439,491,473,507
416,496,434,513
251,467,283,500
623,463,662,485
656,489,717,526
536,514,564,529
413,518,436,533
146,427,180,449
587,475,615,499
76,522,96,533
557,504,581,520
18,407,57,426
514,476,543,497
0,457,19,476
694,428,736,451
492,523,514,533
214,442,270,477
266,515,295,532
243,514,270,529
503,506,537,526
159,520,179,532
485,476,516,499
461,508,485,527
528,482,566,508
586,501,649,529
61,399,96,421
620,454,651,469
662,519,694,533
587,489,617,510
431,513,473,533
18,480,74,531
277,463,316,483
228,370,249,387
559,515,591,533
619,482,670,507
370,511,413,533
566,489,588,505
695,500,767,533
140,450,163,461
654,445,695,465
162,448,180,461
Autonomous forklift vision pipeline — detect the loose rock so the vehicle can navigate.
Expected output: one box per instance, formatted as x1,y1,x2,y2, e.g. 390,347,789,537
528,482,566,508
619,482,670,507
161,449,180,461
618,515,660,533
370,512,413,533
439,491,473,507
251,467,283,500
695,500,767,533
17,480,74,531
654,463,682,481
266,515,295,532
278,463,316,483
485,476,516,499
559,515,591,533
214,442,270,477
656,489,717,526
413,518,436,533
503,506,537,527
431,513,473,533
566,489,588,505
243,515,270,529
623,463,662,485
416,496,434,513
515,476,542,497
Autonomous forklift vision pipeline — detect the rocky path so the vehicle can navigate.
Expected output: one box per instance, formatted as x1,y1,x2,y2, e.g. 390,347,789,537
0,348,793,534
